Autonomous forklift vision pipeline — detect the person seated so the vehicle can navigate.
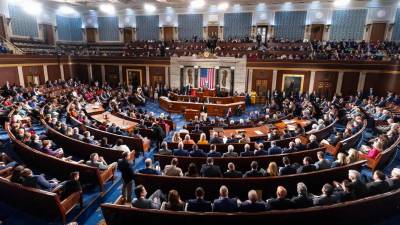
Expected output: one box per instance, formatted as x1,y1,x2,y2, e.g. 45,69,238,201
223,162,243,178
267,141,282,155
297,156,316,173
82,131,97,145
239,190,266,212
10,165,25,184
72,127,84,141
131,129,143,139
160,189,185,211
200,157,222,177
100,137,112,148
207,144,222,157
132,185,165,209
307,134,319,149
346,148,359,164
264,162,278,176
86,153,109,170
173,142,189,156
182,134,195,145
291,182,313,208
191,124,204,134
40,140,63,158
197,133,208,145
158,141,172,155
267,186,293,210
189,144,207,157
239,133,250,144
61,172,82,199
209,132,223,144
294,138,306,151
222,145,238,157
254,143,268,156
163,158,183,177
268,129,281,141
279,157,297,176
112,139,130,153
313,184,338,206
314,151,331,170
282,141,297,154
171,132,182,143
331,153,347,168
388,168,400,190
226,133,239,144
213,186,238,212
0,153,17,170
21,168,58,191
186,187,212,212
243,161,264,177
366,170,389,196
138,158,161,175
333,180,355,202
185,163,200,177
361,141,382,159
240,144,254,157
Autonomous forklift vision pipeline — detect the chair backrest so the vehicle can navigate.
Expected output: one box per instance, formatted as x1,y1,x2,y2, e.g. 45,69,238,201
341,120,367,151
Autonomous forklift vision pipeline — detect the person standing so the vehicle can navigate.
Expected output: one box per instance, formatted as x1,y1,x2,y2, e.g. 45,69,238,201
118,152,135,202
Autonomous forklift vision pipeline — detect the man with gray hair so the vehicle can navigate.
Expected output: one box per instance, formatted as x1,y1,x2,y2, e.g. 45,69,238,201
334,170,367,199
239,190,266,212
222,145,238,157
240,143,254,157
212,185,238,212
291,182,313,208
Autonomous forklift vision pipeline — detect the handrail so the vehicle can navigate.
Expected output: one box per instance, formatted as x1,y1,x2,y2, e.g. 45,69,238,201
0,36,24,55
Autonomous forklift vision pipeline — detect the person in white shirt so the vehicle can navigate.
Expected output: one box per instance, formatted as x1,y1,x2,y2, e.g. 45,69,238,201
113,139,130,153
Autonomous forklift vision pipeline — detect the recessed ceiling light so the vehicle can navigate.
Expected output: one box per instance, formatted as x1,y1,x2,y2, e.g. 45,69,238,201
190,0,206,9
99,3,115,14
57,5,78,15
333,0,350,7
217,2,229,11
144,3,156,13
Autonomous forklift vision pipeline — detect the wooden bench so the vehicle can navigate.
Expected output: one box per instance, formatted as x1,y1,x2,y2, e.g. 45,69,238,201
0,176,82,225
133,160,365,200
6,122,116,192
155,147,325,172
101,188,400,225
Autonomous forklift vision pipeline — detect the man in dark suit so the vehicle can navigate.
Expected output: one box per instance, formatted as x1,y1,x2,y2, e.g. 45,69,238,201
213,186,238,212
240,144,254,157
367,170,389,196
267,141,282,155
345,170,368,199
173,142,189,156
223,162,243,178
243,161,264,177
254,143,268,156
186,187,212,212
297,156,317,173
313,184,338,206
294,138,306,151
137,158,160,175
209,132,223,144
189,144,207,157
291,182,313,208
282,141,297,154
279,157,297,176
118,151,135,202
306,134,320,149
61,171,82,200
200,157,222,177
267,186,294,210
191,124,204,134
239,190,266,212
21,168,58,191
207,144,222,157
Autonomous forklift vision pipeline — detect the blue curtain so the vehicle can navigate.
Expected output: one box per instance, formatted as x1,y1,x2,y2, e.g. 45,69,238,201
8,4,38,37
274,11,307,40
330,9,367,41
392,9,400,41
56,16,83,41
223,13,252,39
136,15,159,40
98,17,120,41
178,14,203,41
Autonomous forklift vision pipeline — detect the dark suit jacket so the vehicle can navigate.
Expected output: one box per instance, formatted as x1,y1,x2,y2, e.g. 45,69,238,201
209,137,223,144
313,195,338,206
291,195,313,208
173,149,189,156
367,180,389,196
118,158,135,183
307,141,320,149
239,201,267,212
186,198,212,212
213,197,238,212
268,146,282,155
207,151,222,157
268,198,294,210
349,179,368,198
297,164,317,174
243,170,264,177
190,149,207,157
240,151,254,157
200,164,222,177
223,170,243,178
138,168,160,175
254,149,268,156
295,143,306,151
279,165,297,176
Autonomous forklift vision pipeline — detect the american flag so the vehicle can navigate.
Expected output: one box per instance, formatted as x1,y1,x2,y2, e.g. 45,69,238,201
199,68,215,89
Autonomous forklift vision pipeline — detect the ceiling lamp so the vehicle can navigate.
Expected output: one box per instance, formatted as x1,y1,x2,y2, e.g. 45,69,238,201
19,0,42,16
99,3,116,14
217,2,229,11
190,0,206,9
333,0,350,7
144,3,156,13
57,5,78,15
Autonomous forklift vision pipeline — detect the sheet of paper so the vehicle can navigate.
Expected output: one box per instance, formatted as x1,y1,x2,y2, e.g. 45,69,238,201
254,130,263,135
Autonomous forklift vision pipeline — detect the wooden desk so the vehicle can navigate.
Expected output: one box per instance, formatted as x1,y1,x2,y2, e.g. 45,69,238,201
160,97,245,118
170,92,245,104
91,112,137,132
85,103,105,115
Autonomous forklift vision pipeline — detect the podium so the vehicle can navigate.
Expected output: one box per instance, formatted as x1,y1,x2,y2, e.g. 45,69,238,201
184,109,200,121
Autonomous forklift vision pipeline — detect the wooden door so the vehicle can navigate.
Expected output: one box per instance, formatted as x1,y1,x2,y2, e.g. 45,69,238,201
126,70,142,89
370,23,387,42
208,26,218,39
163,27,174,42
310,24,324,41
43,24,55,45
123,28,133,43
316,81,334,99
86,28,97,43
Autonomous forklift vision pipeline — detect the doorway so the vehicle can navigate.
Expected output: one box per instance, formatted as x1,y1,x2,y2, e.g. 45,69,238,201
208,26,218,39
163,27,174,42
256,26,268,43
126,69,142,89
316,81,334,99
310,24,324,41
370,23,387,42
